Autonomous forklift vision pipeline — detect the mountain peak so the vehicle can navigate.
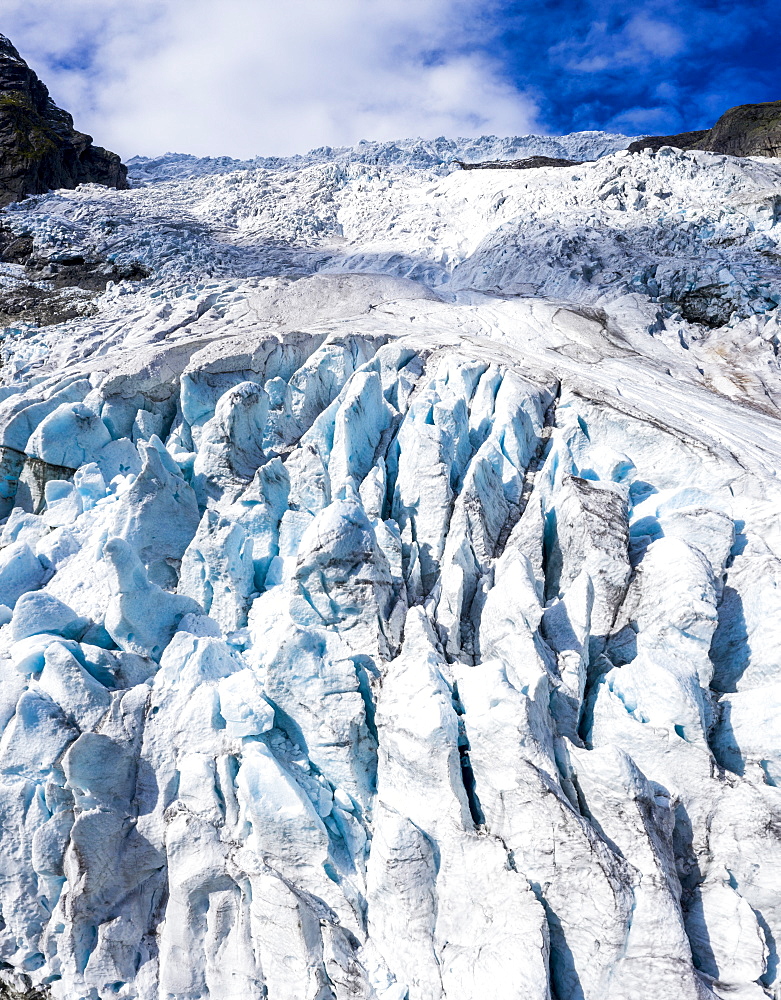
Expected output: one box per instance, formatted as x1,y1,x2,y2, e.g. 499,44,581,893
0,34,128,206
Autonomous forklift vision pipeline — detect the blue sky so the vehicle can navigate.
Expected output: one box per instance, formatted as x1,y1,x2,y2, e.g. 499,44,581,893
488,0,781,135
1,1,778,158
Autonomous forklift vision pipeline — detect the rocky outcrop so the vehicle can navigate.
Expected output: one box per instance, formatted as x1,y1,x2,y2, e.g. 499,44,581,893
456,155,582,169
629,99,781,158
0,34,127,206
0,225,149,327
628,129,708,155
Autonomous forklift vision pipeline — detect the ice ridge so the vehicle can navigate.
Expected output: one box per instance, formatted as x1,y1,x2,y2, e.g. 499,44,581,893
126,130,635,183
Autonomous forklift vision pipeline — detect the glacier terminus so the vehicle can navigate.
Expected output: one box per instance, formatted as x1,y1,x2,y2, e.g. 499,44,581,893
0,130,779,1000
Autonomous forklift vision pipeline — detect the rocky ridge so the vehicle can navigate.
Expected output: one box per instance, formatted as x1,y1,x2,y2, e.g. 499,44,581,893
629,99,781,158
0,35,127,207
456,155,582,170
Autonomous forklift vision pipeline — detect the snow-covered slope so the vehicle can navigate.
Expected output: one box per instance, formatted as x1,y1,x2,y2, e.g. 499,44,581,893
0,134,779,1000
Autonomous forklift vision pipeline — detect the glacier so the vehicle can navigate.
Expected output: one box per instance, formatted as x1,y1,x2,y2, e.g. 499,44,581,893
0,133,778,1000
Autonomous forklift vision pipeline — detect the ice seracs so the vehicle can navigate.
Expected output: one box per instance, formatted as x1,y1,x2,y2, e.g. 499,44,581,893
0,132,778,1000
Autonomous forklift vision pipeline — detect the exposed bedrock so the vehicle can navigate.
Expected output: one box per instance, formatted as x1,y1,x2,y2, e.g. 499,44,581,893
629,98,781,158
0,34,127,206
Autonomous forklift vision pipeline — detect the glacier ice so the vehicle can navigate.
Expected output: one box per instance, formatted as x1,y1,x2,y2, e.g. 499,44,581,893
0,135,778,1000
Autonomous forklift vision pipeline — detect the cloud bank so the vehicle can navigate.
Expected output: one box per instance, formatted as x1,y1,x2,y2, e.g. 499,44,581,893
2,0,540,159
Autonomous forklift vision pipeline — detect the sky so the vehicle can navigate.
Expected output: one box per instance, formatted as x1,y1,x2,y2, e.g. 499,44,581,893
1,0,779,160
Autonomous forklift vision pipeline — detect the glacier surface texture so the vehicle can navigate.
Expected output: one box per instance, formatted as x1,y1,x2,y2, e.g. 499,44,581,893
0,134,779,1000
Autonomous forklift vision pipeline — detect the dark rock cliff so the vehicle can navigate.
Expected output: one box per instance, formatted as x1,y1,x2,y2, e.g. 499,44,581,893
0,34,128,206
629,100,781,158
456,155,582,170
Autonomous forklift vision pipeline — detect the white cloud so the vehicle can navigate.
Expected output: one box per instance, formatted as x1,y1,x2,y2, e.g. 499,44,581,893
624,15,683,59
2,0,540,158
552,13,684,74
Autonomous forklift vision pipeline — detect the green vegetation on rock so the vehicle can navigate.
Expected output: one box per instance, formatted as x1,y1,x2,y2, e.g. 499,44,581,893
0,89,59,159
